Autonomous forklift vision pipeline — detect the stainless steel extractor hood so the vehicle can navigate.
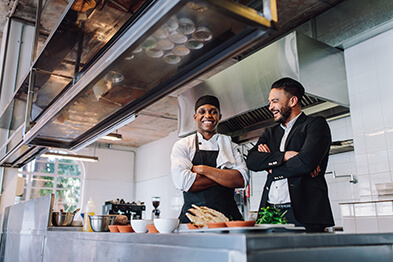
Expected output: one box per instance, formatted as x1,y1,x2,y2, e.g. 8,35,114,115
23,0,278,151
177,31,349,143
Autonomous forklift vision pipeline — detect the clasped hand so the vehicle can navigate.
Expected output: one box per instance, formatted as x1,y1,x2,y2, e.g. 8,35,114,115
257,144,320,178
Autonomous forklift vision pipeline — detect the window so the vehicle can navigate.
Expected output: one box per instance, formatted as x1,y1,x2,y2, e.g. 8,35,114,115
16,156,84,212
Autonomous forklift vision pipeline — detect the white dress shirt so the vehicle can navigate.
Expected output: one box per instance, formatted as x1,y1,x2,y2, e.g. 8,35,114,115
171,132,249,192
268,113,301,204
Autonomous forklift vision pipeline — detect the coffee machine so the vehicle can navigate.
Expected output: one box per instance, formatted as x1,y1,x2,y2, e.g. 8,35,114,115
103,199,146,220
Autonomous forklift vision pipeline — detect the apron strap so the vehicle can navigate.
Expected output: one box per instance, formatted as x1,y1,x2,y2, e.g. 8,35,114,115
195,133,199,152
195,133,204,165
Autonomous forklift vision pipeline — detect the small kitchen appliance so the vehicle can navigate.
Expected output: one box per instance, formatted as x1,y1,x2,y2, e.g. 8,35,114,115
103,199,146,220
151,196,161,219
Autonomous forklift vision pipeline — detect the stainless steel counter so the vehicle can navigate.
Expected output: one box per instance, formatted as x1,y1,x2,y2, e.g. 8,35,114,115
2,195,393,262
44,231,248,261
41,230,393,262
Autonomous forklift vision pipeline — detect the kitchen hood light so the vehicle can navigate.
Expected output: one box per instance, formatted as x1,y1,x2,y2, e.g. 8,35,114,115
41,152,99,162
102,133,123,141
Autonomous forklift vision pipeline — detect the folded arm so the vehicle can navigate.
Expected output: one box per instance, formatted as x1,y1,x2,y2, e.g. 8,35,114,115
191,141,247,190
272,117,331,178
187,174,219,192
257,143,298,171
171,139,247,192
246,131,285,172
171,141,206,192
191,165,245,189
258,144,320,177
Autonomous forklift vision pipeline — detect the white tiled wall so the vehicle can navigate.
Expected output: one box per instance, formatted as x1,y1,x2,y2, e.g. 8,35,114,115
79,147,136,215
340,201,393,233
346,28,393,202
135,174,183,219
336,28,393,233
135,131,183,219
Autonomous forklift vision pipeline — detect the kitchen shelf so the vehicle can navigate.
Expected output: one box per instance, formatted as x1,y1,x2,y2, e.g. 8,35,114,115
30,0,151,122
24,0,278,150
329,139,354,155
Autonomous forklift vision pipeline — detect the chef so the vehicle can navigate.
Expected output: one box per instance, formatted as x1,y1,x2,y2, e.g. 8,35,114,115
171,95,249,223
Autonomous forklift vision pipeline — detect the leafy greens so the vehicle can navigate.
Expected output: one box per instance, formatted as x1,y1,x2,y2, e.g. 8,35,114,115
256,206,288,224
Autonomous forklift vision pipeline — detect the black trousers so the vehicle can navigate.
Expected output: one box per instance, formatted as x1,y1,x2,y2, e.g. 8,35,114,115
268,203,326,233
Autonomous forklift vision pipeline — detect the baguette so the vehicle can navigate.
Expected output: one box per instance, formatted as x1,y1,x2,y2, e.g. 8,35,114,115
186,205,229,228
186,213,206,228
199,206,229,222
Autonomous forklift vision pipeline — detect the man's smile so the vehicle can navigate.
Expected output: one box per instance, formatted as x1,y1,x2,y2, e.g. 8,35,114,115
194,104,221,137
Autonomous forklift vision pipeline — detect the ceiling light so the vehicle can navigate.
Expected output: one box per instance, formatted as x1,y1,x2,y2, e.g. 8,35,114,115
41,152,99,162
101,133,123,141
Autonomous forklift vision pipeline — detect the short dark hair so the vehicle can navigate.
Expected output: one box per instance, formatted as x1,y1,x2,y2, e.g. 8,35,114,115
271,77,305,104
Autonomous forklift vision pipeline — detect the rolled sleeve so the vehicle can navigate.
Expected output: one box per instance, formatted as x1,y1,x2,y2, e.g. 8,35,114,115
171,139,196,192
231,142,249,189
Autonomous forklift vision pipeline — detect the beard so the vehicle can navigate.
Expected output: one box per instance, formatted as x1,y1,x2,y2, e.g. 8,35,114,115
274,105,292,124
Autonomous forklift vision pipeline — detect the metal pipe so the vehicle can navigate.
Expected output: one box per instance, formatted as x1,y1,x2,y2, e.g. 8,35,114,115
0,18,12,99
8,0,20,17
1,22,25,160
13,23,25,92
0,167,5,198
311,17,317,39
4,23,26,157
0,125,25,166
41,0,52,16
32,0,43,62
35,68,74,79
74,22,85,82
23,69,35,135
326,171,358,184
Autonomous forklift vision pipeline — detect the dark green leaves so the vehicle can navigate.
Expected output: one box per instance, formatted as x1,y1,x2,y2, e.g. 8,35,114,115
256,206,288,224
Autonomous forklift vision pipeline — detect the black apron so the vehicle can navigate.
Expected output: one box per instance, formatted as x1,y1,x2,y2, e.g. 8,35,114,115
179,134,243,223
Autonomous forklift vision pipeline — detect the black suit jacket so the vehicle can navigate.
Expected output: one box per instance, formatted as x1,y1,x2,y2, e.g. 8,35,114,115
246,113,334,226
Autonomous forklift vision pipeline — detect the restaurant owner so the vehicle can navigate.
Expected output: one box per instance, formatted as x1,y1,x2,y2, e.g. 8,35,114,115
246,78,334,232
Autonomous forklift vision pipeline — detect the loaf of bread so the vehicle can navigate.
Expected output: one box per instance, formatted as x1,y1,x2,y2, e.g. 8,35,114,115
186,205,228,228
114,215,128,225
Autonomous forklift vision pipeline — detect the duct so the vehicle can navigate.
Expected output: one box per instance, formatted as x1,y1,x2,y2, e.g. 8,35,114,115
301,0,393,49
177,31,349,142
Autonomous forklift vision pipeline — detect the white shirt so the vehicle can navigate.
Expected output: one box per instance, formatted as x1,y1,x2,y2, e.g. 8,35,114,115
268,113,301,204
171,132,249,192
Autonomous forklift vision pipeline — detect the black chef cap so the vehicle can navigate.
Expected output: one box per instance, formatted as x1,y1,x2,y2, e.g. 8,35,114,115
194,95,220,112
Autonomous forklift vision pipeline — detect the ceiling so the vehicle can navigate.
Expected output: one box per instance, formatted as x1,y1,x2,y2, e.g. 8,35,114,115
0,0,387,148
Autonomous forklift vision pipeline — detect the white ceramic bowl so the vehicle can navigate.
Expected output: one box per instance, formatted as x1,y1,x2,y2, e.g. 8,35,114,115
153,218,179,233
131,219,153,233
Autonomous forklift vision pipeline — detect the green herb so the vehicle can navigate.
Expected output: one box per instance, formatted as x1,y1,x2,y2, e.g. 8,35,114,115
256,206,288,224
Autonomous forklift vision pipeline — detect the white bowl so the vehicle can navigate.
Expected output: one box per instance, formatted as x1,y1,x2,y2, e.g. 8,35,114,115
131,219,153,233
153,218,179,233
